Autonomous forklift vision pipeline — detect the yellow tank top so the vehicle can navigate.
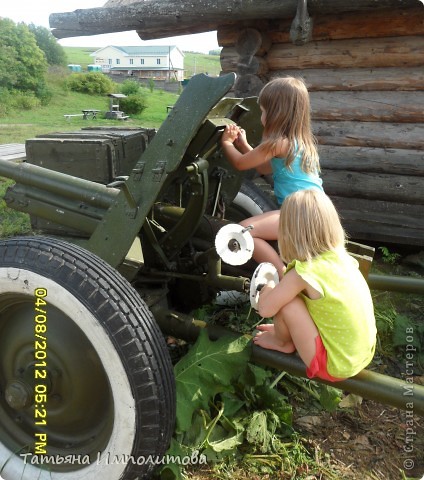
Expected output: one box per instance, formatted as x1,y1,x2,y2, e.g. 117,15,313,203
287,250,377,378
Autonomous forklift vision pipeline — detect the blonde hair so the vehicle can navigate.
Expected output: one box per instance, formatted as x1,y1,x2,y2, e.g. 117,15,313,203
278,189,346,263
258,76,319,173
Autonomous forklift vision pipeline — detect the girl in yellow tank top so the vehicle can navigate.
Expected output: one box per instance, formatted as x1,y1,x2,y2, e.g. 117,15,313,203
253,189,376,380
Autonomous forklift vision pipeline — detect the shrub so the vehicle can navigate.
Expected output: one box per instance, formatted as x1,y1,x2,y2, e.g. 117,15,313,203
119,93,148,115
121,79,140,96
35,82,53,105
10,90,41,110
0,88,12,116
66,72,115,95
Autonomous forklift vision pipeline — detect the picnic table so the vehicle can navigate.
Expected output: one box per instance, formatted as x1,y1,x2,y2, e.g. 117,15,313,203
82,109,101,119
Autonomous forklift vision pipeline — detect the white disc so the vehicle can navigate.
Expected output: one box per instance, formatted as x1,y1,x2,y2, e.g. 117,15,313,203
215,223,254,266
250,262,279,310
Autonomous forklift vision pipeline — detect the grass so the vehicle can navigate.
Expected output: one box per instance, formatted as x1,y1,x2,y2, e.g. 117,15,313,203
0,178,31,238
183,52,221,77
0,68,179,144
63,46,98,69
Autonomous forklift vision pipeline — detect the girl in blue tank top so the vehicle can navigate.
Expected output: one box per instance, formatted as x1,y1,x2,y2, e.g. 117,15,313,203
221,76,323,277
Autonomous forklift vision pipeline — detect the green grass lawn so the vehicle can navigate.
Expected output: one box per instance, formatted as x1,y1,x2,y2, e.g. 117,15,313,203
0,70,179,144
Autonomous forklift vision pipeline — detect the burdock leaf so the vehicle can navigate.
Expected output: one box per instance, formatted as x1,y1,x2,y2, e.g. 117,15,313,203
174,330,251,432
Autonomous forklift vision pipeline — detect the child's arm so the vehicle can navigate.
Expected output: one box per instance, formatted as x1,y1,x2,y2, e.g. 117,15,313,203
257,269,308,319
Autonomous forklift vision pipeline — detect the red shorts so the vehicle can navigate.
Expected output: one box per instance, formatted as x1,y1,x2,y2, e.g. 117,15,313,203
306,336,345,383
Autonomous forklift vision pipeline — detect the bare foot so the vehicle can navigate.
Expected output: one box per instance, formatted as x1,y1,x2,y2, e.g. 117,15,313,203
256,323,274,332
253,324,296,354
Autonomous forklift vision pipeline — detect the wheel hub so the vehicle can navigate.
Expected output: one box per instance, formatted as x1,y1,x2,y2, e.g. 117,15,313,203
5,379,33,410
0,295,114,472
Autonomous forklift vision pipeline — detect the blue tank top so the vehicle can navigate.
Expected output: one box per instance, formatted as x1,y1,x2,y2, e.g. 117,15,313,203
271,145,323,205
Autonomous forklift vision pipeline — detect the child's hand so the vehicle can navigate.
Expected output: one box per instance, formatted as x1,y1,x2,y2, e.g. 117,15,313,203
234,128,250,151
221,124,240,145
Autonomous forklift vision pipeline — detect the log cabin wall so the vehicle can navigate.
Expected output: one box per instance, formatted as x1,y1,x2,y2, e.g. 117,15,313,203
218,6,424,247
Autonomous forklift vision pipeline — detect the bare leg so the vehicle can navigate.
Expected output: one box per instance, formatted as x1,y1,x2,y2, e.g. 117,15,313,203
253,297,319,368
241,210,285,277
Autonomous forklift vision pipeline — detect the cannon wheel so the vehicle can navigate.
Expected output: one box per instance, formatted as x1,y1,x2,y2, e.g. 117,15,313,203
0,237,175,480
229,179,278,222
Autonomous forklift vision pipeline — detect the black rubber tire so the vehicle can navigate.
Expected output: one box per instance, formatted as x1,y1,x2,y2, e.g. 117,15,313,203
229,179,278,222
0,236,175,480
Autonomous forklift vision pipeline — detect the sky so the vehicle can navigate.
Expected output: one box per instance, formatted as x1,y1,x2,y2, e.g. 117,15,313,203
1,0,220,53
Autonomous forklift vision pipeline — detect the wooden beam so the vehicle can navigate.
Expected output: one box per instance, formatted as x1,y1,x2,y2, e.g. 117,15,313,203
266,36,424,70
218,7,424,46
310,91,424,123
235,28,272,56
322,170,424,204
314,120,424,150
331,196,424,246
319,146,424,176
49,0,422,39
269,67,424,91
234,75,265,97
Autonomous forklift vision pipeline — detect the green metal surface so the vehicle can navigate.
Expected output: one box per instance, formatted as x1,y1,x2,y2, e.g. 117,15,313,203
0,159,118,209
368,273,424,294
87,73,236,267
5,184,106,235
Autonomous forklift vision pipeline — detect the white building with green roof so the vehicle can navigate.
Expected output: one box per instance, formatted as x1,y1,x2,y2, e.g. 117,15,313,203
90,45,185,80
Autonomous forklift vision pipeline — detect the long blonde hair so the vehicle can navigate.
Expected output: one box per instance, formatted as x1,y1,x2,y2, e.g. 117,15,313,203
258,76,319,173
278,189,346,263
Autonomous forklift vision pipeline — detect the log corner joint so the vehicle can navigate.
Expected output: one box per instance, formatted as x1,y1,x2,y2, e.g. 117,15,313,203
290,0,313,45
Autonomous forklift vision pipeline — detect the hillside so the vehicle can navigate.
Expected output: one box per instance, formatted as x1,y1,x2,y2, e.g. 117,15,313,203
62,47,221,77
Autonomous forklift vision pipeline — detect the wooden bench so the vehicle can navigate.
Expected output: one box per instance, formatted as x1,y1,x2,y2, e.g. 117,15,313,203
64,114,84,121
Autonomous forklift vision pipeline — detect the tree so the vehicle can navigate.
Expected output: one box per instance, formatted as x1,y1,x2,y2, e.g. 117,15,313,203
0,45,18,90
28,23,67,66
0,18,47,93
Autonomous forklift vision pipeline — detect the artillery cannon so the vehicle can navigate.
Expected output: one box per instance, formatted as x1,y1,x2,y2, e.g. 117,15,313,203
0,73,423,480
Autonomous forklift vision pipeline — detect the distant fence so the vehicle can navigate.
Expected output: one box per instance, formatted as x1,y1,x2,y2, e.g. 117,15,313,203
105,74,182,93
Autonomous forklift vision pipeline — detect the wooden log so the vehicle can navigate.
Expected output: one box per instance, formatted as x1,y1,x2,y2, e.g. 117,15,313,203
310,91,424,123
237,56,268,76
220,47,238,72
218,21,271,47
266,36,424,70
318,146,424,176
49,0,422,39
235,28,272,56
330,196,424,246
221,47,270,75
314,121,424,150
321,169,424,204
278,7,424,43
234,75,265,97
218,7,424,46
269,67,424,91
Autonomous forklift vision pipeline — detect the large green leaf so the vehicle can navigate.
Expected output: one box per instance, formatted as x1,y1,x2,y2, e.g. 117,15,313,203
174,330,251,432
